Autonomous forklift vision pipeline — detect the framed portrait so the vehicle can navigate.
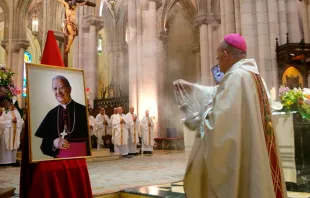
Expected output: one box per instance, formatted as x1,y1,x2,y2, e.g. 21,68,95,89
26,63,92,162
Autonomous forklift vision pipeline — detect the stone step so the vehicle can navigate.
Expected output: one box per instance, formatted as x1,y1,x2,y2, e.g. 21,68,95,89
16,149,121,164
0,187,15,198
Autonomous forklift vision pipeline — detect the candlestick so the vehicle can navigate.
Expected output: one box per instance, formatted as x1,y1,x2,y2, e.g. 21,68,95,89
270,87,276,101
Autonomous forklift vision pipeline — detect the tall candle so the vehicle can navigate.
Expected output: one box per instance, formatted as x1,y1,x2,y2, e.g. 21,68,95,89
270,87,276,101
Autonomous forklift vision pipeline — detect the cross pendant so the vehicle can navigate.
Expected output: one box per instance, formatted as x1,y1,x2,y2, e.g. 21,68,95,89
60,129,68,139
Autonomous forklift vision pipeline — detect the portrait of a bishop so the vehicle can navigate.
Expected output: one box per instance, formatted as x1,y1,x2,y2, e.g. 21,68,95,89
35,75,90,158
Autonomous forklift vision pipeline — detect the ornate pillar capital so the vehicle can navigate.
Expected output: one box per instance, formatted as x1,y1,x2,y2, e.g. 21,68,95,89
82,15,104,32
106,44,128,52
158,31,168,43
1,39,30,53
211,21,219,31
192,45,200,53
195,13,214,27
140,0,162,10
53,30,65,42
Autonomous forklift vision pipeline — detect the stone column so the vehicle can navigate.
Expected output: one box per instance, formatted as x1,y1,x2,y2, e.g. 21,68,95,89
137,0,143,116
224,0,235,33
1,40,30,106
255,1,272,87
212,21,219,66
207,16,214,85
128,0,138,109
82,15,104,108
195,13,211,85
234,0,241,34
301,1,310,42
278,0,288,45
220,0,225,37
287,0,302,42
192,45,201,83
267,0,280,91
139,0,160,137
157,32,168,137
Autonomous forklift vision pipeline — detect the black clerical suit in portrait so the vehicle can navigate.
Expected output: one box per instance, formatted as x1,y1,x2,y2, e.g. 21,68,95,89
35,100,90,157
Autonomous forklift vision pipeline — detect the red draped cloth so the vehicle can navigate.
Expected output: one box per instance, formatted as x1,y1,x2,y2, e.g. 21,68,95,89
19,31,92,198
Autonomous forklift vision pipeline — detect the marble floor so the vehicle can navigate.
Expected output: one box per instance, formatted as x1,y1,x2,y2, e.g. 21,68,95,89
0,151,310,198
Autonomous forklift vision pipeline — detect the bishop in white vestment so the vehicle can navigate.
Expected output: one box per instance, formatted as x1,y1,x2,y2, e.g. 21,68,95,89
95,108,111,146
140,110,154,154
112,107,131,156
179,34,287,198
0,105,24,164
126,107,139,154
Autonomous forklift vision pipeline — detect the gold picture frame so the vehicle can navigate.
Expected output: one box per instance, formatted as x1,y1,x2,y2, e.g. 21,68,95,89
26,63,92,163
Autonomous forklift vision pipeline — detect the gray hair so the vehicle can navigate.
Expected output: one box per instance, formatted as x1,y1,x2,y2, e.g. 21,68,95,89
52,75,71,88
221,41,247,59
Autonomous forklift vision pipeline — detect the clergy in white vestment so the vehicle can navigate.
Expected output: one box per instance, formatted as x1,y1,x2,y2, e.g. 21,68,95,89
176,34,287,198
95,108,111,145
126,107,139,155
0,104,24,164
110,108,118,144
88,113,96,136
112,107,131,156
140,110,154,154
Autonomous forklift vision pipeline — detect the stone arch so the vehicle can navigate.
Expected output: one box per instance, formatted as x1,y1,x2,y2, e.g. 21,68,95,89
101,2,115,45
115,0,128,45
159,0,198,45
14,0,33,39
0,0,9,40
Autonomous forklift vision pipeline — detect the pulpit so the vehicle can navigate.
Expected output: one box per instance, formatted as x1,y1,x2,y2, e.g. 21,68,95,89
276,34,310,88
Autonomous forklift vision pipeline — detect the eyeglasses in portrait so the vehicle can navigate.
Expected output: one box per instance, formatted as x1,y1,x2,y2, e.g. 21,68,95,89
26,63,92,162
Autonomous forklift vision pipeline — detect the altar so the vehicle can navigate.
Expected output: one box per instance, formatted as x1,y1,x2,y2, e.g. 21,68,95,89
183,112,310,190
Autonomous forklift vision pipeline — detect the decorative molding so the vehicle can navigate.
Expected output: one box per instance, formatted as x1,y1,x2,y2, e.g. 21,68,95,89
82,15,105,32
1,39,30,53
140,0,163,10
105,43,128,52
192,44,200,53
211,21,219,31
53,30,65,42
195,12,214,27
158,31,168,43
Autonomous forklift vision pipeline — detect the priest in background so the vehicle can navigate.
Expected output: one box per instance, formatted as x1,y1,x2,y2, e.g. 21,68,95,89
95,107,110,148
88,109,97,148
0,104,23,165
140,110,154,154
35,75,89,158
112,107,131,156
176,34,287,198
126,106,139,155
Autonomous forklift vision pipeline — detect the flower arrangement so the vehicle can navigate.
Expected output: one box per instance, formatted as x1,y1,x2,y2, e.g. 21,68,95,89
0,66,21,99
278,86,310,120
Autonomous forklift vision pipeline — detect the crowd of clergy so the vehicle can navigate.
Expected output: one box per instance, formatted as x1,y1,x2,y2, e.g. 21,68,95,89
0,103,24,165
88,106,155,156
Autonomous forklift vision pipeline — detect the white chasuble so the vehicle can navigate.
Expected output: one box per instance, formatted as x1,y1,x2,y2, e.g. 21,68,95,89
112,114,130,146
4,109,24,150
140,116,154,146
88,115,96,136
184,59,287,198
95,114,111,145
126,113,140,144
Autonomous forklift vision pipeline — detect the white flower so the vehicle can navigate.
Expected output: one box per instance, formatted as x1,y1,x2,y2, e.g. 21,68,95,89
303,88,310,95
